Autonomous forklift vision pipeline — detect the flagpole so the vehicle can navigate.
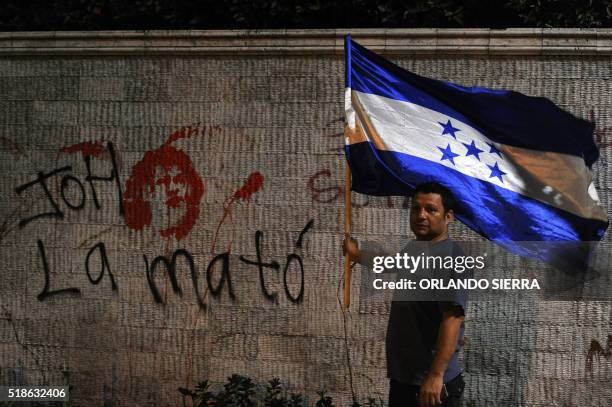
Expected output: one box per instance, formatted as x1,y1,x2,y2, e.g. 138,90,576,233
344,162,352,309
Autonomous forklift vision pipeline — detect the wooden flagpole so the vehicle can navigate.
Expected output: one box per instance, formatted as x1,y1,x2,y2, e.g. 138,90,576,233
344,162,352,309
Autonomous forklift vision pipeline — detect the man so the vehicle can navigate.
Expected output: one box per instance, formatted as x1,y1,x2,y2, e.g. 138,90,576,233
343,182,466,407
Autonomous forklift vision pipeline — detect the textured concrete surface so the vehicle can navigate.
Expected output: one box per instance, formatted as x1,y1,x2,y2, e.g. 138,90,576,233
0,30,611,406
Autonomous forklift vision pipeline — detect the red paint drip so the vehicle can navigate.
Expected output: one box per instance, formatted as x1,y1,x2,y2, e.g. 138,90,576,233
211,172,265,253
60,140,105,159
231,172,264,202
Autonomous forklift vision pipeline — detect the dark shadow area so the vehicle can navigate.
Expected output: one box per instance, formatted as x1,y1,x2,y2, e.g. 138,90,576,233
2,0,612,31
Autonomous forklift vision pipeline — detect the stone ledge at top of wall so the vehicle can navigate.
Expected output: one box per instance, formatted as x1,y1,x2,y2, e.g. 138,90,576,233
1,28,612,56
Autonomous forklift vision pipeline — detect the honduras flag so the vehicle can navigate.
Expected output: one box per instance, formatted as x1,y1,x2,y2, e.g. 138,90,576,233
344,36,608,258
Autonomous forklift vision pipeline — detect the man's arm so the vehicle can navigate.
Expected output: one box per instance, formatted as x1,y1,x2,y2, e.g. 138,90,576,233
418,306,464,407
342,235,383,267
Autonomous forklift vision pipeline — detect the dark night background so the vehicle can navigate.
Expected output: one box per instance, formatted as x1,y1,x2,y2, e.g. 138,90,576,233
1,0,612,31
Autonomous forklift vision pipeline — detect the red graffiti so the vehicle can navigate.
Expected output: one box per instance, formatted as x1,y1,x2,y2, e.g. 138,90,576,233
123,125,208,241
211,172,265,253
231,172,264,202
306,169,407,208
60,139,105,159
307,169,375,208
586,335,612,373
307,169,342,203
166,124,220,145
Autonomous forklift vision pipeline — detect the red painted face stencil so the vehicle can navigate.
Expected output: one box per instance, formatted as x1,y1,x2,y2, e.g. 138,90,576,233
123,126,205,241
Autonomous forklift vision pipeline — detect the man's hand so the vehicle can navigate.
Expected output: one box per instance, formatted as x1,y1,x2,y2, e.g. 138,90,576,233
419,306,464,406
342,235,360,260
419,372,444,407
342,236,384,267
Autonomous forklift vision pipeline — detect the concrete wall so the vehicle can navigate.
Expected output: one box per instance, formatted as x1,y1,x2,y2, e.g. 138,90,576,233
0,29,610,406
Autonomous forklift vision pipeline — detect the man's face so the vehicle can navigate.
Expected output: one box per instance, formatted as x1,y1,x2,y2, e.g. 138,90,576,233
409,192,453,241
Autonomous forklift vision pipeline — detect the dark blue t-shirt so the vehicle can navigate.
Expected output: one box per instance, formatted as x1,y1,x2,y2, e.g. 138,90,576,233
385,238,468,385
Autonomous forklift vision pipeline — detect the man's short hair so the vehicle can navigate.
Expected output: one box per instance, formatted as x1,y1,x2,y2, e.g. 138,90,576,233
412,182,456,213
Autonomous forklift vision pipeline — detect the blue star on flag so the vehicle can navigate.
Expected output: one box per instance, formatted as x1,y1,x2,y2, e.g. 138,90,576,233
487,162,507,183
439,119,460,139
487,142,502,158
438,144,460,165
462,140,484,161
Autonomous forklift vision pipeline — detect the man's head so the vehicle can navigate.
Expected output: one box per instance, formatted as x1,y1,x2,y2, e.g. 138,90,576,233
409,182,455,241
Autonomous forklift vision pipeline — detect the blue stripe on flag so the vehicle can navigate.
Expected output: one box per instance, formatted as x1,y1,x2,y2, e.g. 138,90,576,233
346,141,608,243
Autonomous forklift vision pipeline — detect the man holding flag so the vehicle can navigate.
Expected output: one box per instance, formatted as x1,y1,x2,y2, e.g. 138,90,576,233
344,182,467,407
342,35,608,406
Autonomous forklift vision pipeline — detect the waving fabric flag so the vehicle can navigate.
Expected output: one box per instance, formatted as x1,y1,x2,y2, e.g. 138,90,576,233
344,35,608,259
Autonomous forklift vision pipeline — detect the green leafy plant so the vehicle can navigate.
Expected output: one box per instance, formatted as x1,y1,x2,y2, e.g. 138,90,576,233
178,380,216,407
316,390,335,407
180,375,292,407
178,374,385,406
215,374,256,407
288,392,305,407
264,377,288,407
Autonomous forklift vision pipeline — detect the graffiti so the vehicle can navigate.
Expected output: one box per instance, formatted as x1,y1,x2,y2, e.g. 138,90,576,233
308,169,342,204
239,230,280,302
307,169,403,208
12,126,313,308
36,239,81,301
32,217,313,308
142,219,313,309
282,219,313,303
144,248,213,308
313,117,403,208
211,171,265,253
123,126,209,241
239,220,312,305
586,335,612,373
85,242,117,290
15,166,71,226
206,252,235,301
14,141,123,228
231,171,265,202
60,138,125,172
60,139,106,159
36,238,117,301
